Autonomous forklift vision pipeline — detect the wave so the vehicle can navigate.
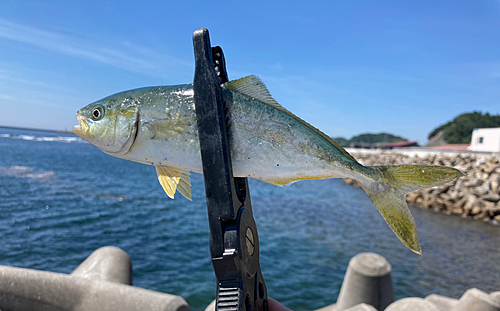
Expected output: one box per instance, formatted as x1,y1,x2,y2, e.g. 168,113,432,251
0,134,85,143
0,166,55,179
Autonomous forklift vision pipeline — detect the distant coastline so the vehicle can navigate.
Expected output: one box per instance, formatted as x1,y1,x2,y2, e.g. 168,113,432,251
0,125,74,135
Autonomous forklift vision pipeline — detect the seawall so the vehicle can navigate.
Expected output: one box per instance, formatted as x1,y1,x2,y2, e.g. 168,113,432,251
343,149,500,224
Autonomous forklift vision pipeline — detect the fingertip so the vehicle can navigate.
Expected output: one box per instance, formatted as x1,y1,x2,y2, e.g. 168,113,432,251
268,298,293,311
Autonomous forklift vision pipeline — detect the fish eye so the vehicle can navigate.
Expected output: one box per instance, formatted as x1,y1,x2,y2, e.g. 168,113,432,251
91,106,105,121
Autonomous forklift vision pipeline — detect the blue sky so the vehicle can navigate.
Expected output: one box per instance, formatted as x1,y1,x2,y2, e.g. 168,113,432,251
1,1,499,144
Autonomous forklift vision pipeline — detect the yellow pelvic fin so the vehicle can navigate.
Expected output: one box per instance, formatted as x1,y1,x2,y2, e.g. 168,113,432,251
155,165,192,200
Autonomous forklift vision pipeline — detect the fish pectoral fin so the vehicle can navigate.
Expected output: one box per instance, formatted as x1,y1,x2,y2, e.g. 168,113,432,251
155,165,192,200
144,119,193,139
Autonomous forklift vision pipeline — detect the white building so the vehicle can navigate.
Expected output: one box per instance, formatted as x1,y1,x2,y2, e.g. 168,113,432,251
469,128,500,152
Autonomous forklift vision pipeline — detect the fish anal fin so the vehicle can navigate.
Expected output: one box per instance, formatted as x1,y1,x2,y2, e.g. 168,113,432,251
262,178,296,187
155,165,192,200
262,174,341,187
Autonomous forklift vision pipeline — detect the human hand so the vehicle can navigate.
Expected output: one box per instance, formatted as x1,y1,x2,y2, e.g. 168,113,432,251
268,298,292,311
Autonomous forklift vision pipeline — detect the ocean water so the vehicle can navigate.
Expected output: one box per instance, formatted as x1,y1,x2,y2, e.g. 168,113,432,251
1,128,499,310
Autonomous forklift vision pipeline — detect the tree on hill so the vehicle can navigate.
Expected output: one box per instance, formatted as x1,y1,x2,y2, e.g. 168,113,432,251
428,112,500,144
332,133,407,147
332,137,350,147
350,133,407,144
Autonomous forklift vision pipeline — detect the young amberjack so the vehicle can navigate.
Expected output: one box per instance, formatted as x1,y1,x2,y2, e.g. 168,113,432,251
73,76,463,254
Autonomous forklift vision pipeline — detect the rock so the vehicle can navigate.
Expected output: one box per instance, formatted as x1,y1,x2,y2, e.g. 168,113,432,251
439,183,452,193
489,172,500,182
464,195,479,207
476,158,486,167
343,178,353,185
473,209,488,220
487,206,500,218
343,178,361,188
422,198,434,209
439,193,451,201
483,193,500,203
406,192,420,203
472,187,489,197
451,207,463,215
491,180,500,192
345,151,500,225
455,197,466,208
484,180,493,191
471,206,482,216
448,190,459,201
483,163,497,174
464,179,483,187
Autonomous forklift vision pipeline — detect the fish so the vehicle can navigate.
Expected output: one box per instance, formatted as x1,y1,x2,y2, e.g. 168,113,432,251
73,75,463,254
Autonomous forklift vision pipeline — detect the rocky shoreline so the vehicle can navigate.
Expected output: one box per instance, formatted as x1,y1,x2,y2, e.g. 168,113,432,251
343,151,500,224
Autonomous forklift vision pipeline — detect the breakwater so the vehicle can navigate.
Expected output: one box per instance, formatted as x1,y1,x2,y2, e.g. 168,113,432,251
343,151,500,224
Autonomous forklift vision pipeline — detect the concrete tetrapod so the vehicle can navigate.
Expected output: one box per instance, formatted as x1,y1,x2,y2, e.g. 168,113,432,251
384,297,440,311
316,303,378,311
343,303,377,311
454,288,500,311
491,292,500,305
0,246,190,311
334,253,394,311
423,289,500,311
425,294,459,311
71,246,133,285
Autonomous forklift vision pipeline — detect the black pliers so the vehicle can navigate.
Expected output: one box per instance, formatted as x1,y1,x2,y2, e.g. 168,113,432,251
192,28,268,311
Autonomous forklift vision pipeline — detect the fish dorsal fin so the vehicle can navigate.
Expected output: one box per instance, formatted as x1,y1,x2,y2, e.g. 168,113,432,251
155,165,192,200
223,75,359,164
223,75,281,107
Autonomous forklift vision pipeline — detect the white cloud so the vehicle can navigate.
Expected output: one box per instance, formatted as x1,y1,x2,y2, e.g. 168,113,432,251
0,93,16,100
0,18,191,77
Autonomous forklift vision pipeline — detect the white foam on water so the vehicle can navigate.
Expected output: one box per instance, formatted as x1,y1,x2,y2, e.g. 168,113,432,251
18,135,35,140
25,171,55,178
0,166,54,179
5,166,31,171
35,136,82,143
1,133,85,143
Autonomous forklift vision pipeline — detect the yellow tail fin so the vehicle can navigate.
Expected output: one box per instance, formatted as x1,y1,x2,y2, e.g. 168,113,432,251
363,165,464,255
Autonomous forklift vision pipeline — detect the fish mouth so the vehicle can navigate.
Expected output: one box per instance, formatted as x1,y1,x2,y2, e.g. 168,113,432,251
72,114,89,138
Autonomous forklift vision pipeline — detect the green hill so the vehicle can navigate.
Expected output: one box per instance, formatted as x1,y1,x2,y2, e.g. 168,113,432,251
333,133,407,147
428,112,500,144
332,137,350,147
